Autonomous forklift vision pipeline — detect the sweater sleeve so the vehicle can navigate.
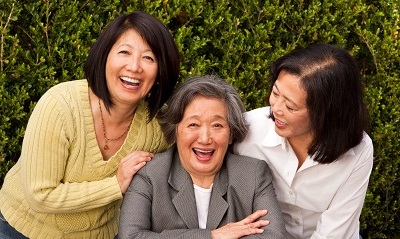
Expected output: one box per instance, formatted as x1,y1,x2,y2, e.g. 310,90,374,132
20,88,122,214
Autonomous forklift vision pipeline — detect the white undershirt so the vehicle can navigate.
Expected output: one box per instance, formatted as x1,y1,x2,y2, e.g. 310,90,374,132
193,184,213,229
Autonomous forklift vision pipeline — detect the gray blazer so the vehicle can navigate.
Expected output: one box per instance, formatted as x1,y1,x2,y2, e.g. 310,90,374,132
118,147,286,239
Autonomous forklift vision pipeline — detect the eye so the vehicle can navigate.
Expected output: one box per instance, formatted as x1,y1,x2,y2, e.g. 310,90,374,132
118,50,130,55
143,55,156,62
272,90,279,97
188,123,198,127
286,105,295,112
213,121,229,129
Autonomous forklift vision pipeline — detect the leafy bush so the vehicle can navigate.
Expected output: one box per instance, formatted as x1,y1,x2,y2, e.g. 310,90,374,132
1,0,399,237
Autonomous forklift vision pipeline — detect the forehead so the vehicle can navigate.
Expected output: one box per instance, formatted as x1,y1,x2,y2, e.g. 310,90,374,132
113,29,148,47
183,96,227,117
275,71,307,106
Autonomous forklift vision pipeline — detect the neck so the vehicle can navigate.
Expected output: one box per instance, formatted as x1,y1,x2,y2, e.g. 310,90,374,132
90,90,137,124
191,175,215,189
101,103,136,125
287,135,313,170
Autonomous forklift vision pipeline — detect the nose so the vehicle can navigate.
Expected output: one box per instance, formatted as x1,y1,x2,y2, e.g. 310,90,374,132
271,97,284,115
126,57,143,73
197,126,212,144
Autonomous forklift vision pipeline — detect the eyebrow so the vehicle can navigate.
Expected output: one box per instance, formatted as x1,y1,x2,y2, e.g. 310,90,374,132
117,43,133,49
184,114,227,121
273,82,300,107
117,43,153,53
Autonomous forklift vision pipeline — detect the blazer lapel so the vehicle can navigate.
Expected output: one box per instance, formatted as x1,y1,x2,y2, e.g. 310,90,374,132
206,163,229,229
169,149,199,229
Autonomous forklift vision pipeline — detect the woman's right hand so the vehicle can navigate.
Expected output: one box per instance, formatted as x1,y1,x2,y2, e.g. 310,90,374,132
211,210,269,239
116,151,153,194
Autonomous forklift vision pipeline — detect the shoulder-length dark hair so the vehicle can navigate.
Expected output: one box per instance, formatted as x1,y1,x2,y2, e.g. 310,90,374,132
85,11,180,120
270,44,369,164
157,75,249,145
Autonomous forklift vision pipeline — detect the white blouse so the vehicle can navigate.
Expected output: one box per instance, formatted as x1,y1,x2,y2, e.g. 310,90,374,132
234,107,373,239
194,184,212,229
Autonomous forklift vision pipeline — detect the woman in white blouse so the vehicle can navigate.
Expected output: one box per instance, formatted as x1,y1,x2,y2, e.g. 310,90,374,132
234,44,373,239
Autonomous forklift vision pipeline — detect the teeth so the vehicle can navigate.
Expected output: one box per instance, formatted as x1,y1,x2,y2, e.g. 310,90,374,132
121,76,140,83
194,148,213,153
276,119,286,125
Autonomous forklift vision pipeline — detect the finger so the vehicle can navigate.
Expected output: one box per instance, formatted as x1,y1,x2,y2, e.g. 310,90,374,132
240,223,264,236
127,150,154,158
249,219,270,228
121,152,153,166
131,152,153,163
241,210,268,224
131,161,147,172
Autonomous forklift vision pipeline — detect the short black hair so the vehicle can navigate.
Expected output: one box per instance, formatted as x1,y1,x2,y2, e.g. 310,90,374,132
85,11,179,120
270,44,369,163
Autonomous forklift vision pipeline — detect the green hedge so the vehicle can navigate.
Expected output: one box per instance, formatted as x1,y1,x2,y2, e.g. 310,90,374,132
1,0,399,238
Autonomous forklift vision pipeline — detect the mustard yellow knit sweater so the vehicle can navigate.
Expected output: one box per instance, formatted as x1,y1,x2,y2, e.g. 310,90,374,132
0,80,169,239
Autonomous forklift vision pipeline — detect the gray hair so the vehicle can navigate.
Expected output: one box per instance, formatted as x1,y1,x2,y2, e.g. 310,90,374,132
157,75,248,145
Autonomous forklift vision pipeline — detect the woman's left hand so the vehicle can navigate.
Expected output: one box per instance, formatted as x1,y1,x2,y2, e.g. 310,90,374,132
210,210,270,239
116,151,153,194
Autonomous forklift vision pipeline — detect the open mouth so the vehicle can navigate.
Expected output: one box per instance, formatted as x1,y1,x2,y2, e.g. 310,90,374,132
120,76,140,86
275,118,287,128
193,148,214,160
276,118,286,125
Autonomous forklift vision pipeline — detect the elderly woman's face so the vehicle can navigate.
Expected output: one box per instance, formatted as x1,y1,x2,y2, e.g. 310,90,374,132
176,96,231,186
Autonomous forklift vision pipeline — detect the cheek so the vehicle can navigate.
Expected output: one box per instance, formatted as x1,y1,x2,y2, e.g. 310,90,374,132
292,116,311,132
268,94,275,106
177,129,197,146
215,132,231,147
148,65,158,79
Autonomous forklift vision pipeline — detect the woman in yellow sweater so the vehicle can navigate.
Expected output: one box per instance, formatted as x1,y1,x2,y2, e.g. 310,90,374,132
0,11,179,239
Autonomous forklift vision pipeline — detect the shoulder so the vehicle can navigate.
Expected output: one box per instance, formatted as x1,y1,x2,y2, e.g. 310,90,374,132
31,80,86,117
225,152,270,175
235,107,277,150
223,152,273,191
335,132,374,174
346,132,373,156
134,101,160,129
46,79,86,95
245,107,270,119
361,132,373,148
38,80,86,108
348,132,373,163
137,147,174,178
244,107,274,129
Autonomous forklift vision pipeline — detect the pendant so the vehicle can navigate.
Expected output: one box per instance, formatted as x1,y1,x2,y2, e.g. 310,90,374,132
104,144,109,150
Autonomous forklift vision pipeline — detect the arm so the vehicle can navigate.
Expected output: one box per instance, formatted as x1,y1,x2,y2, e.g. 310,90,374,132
20,92,123,213
210,210,270,239
311,138,374,239
210,159,286,239
248,160,286,239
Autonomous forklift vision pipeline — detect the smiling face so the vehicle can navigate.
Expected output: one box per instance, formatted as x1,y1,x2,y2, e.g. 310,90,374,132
105,29,158,107
269,71,313,145
176,96,231,187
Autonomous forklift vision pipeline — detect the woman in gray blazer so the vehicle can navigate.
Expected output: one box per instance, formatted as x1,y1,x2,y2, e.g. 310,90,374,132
118,75,286,239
